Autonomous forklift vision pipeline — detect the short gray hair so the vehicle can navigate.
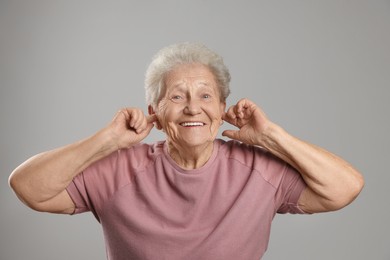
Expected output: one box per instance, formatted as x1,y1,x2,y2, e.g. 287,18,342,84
144,43,231,108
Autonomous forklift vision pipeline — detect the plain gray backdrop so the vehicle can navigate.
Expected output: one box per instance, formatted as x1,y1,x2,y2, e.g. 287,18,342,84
1,1,389,259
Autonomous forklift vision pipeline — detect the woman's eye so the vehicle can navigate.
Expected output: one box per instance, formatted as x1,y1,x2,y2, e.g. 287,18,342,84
171,95,184,102
203,94,210,99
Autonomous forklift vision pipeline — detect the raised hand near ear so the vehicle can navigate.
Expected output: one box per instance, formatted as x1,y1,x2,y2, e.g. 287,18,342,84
222,98,273,147
108,108,157,149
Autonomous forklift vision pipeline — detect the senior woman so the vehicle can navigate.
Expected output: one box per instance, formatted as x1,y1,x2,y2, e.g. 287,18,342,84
9,43,364,259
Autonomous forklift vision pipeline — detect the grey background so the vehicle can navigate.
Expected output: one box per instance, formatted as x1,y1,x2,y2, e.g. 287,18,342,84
1,1,389,259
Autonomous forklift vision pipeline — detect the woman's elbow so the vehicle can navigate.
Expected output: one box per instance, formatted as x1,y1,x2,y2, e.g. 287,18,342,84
9,169,40,211
8,169,23,198
350,171,365,201
333,171,365,211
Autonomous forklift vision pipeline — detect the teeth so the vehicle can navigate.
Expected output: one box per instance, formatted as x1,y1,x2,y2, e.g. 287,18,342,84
181,122,204,127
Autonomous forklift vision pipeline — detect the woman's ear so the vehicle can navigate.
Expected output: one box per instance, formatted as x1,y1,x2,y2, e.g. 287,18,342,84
220,101,226,123
220,101,226,114
148,105,163,130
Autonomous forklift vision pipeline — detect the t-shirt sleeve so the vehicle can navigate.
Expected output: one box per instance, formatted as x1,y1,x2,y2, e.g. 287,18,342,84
228,140,309,215
274,164,308,214
66,172,93,215
65,149,129,220
65,144,150,219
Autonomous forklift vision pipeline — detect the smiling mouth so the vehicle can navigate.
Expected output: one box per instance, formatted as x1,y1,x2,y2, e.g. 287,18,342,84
180,122,206,127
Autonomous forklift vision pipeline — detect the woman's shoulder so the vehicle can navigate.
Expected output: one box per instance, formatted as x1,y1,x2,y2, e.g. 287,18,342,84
117,141,166,167
216,138,286,173
216,138,267,157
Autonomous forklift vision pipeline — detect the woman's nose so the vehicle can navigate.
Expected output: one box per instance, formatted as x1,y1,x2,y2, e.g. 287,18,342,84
184,99,201,115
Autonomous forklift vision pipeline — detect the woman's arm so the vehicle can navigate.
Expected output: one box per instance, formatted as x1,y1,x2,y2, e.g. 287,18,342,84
222,99,364,213
9,108,156,214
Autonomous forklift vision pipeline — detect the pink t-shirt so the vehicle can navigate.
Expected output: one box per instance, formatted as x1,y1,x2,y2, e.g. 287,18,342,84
66,139,307,260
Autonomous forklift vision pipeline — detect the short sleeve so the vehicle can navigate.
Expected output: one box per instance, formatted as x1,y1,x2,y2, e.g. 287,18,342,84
66,172,93,215
65,144,153,220
275,164,308,214
65,149,124,221
224,140,309,215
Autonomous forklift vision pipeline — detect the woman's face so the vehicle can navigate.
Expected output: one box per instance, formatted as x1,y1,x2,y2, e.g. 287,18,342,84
151,63,226,149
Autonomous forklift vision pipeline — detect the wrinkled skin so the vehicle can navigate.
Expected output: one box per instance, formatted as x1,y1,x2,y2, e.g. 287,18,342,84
149,63,225,168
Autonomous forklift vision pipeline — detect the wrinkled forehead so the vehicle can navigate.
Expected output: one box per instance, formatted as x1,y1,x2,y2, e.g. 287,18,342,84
163,63,218,91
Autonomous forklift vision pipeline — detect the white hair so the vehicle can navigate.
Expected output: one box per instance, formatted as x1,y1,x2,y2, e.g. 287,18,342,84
144,43,231,108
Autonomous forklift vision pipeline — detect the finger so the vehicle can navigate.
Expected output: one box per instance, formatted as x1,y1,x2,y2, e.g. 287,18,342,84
115,108,129,122
127,110,144,133
146,114,158,124
234,99,251,118
128,109,139,128
148,113,164,130
227,100,246,120
225,105,237,120
144,118,155,133
222,112,237,126
233,103,242,117
137,116,149,134
136,116,155,136
136,113,153,134
135,112,158,134
221,129,240,141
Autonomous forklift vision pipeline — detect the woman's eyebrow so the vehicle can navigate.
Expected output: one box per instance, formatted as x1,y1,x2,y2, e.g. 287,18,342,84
166,79,215,94
197,81,210,86
196,82,218,93
165,84,186,95
170,84,186,91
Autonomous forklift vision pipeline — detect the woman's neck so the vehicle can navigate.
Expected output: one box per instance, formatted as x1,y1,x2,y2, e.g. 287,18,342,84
167,141,214,170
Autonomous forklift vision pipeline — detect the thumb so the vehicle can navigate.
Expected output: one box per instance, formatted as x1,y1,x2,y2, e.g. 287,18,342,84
222,130,240,140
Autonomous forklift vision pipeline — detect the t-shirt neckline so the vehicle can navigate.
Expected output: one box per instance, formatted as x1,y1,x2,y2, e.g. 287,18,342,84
162,140,220,175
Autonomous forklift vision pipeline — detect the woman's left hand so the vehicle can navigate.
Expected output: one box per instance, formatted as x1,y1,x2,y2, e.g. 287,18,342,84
222,98,272,147
223,98,364,214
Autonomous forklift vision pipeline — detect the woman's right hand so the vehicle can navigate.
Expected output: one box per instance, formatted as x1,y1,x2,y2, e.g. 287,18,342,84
107,108,157,150
9,107,157,214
